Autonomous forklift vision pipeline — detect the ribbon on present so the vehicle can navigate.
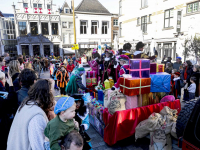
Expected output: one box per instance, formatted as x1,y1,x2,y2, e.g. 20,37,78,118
120,77,151,95
128,59,150,78
87,71,96,78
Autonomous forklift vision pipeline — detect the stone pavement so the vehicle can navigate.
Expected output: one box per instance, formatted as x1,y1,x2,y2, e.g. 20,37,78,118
40,71,181,150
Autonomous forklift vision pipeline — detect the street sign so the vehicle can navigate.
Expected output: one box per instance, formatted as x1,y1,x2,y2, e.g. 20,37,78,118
71,44,79,50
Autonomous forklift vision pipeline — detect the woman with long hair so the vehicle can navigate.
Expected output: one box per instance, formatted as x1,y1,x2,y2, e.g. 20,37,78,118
7,79,55,150
9,60,21,91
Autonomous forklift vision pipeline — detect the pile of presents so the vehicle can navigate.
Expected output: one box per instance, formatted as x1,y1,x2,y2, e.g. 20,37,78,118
86,59,171,138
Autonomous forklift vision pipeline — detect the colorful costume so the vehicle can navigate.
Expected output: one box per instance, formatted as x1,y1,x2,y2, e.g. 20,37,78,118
114,55,130,88
88,49,100,83
65,67,87,95
56,67,69,95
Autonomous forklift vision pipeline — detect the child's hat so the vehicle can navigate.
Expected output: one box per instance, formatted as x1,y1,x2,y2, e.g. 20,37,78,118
118,55,129,62
54,96,75,114
175,72,180,76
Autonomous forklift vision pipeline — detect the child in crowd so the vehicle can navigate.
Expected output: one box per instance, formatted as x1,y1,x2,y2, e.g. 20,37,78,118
44,96,79,150
56,65,69,95
60,131,84,150
173,72,182,99
187,76,196,100
170,69,177,95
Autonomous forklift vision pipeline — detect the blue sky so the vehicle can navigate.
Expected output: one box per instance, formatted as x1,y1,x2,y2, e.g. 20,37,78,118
0,0,119,14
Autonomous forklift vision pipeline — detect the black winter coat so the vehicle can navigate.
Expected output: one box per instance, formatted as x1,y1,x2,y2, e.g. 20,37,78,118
192,71,200,97
181,66,193,85
0,83,18,150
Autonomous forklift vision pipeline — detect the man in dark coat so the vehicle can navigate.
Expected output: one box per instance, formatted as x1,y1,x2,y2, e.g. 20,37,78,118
133,42,158,60
17,69,37,107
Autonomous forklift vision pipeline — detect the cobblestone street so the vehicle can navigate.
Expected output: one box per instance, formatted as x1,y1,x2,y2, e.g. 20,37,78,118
41,71,181,150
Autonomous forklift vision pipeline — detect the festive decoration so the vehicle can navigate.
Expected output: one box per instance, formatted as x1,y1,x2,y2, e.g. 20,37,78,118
129,59,150,78
150,72,171,92
150,63,157,74
157,64,165,72
119,77,151,96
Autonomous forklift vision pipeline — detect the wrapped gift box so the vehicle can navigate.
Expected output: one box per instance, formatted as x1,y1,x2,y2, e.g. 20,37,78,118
157,64,165,72
86,78,97,86
104,79,111,89
129,59,150,78
120,77,151,96
138,93,150,107
150,72,171,92
125,95,138,109
88,100,105,138
87,71,97,78
98,90,104,105
150,63,157,74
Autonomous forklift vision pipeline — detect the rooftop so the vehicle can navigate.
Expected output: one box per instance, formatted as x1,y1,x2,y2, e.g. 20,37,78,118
75,0,110,14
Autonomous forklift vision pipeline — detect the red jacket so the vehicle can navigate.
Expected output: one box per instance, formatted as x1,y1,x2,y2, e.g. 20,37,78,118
67,64,75,72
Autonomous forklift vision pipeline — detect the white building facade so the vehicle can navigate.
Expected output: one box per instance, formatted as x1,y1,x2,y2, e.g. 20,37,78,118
13,0,62,57
60,1,75,56
75,0,112,55
119,0,200,62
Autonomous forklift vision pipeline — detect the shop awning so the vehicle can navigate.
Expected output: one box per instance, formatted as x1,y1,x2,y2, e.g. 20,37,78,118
63,48,75,54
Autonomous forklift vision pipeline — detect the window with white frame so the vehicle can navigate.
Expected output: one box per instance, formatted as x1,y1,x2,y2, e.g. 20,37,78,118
62,22,67,28
187,2,200,13
41,22,49,35
33,3,37,8
137,17,140,25
102,21,108,34
114,19,118,26
149,14,152,22
65,9,69,13
91,21,98,34
141,16,147,33
119,0,122,15
69,22,73,28
141,0,148,8
80,21,87,34
69,33,74,44
52,23,58,35
38,4,42,8
47,5,51,9
18,22,27,35
63,33,68,44
30,22,38,35
164,9,174,28
23,3,28,8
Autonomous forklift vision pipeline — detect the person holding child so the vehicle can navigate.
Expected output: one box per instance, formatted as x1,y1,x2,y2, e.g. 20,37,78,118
44,96,79,150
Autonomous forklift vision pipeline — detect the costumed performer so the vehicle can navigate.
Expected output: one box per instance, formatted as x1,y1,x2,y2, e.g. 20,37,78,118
134,41,158,60
114,55,130,88
88,49,101,83
71,94,92,150
65,67,87,95
56,65,69,95
122,43,133,58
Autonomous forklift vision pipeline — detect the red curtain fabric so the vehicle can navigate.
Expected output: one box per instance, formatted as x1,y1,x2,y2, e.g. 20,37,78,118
103,100,181,146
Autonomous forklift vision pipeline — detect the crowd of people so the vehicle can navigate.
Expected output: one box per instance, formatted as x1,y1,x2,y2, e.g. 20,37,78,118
0,40,200,150
0,53,88,150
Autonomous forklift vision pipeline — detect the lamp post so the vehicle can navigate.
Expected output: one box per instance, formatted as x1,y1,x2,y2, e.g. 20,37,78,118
72,0,78,58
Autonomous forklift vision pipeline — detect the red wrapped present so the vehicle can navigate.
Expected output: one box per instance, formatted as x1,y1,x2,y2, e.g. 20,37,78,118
157,64,165,72
87,71,97,78
119,77,151,96
150,63,157,74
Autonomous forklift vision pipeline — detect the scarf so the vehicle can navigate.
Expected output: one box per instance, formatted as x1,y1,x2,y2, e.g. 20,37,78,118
184,67,187,80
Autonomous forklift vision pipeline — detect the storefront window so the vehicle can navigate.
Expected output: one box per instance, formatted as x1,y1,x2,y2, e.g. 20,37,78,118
33,45,40,56
44,45,50,56
21,45,29,56
4,45,17,57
